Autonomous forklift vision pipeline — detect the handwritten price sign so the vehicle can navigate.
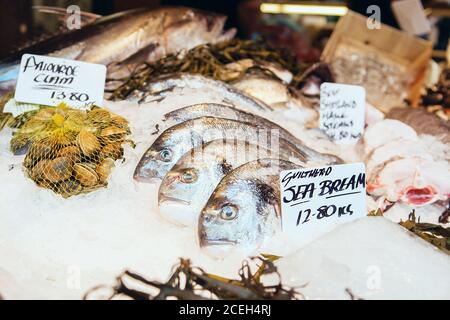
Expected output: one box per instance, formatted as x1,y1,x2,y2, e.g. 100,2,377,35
14,54,106,109
320,82,365,144
280,163,367,247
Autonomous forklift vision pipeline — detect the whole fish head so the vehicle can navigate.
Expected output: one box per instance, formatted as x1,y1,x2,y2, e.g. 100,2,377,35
161,8,236,54
199,179,279,254
158,142,236,226
133,125,202,182
158,161,211,226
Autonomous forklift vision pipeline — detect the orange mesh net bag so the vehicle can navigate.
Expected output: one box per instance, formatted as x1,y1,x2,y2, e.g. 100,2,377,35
10,103,131,197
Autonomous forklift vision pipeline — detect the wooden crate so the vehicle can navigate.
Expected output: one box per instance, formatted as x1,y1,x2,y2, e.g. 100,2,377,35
322,10,432,111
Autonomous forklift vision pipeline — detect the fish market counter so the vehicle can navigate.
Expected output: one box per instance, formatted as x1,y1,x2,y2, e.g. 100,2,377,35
0,89,449,299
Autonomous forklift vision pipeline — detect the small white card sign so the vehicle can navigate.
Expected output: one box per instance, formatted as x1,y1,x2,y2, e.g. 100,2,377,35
14,54,106,109
280,163,366,247
320,82,365,144
391,0,430,36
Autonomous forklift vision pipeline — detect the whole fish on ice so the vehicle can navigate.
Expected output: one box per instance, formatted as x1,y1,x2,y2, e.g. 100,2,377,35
231,73,304,108
158,139,301,226
199,158,298,255
133,116,307,182
163,103,342,165
137,73,272,111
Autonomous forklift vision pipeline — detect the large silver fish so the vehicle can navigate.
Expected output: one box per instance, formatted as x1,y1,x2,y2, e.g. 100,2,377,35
137,74,272,111
133,116,304,182
163,103,341,164
198,158,298,254
0,7,235,96
158,139,300,226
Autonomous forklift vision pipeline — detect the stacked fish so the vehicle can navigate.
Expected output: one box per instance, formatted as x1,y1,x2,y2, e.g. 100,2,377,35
133,97,341,254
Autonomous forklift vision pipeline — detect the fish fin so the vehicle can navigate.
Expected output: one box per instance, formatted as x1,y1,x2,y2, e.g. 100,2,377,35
118,42,160,66
217,158,233,175
273,203,282,219
216,28,237,42
253,182,279,217
32,5,101,27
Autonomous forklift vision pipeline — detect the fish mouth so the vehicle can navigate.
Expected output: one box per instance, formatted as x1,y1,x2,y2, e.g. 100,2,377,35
404,186,437,206
158,194,190,206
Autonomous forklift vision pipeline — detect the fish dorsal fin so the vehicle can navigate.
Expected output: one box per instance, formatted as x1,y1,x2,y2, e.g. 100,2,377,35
253,181,279,217
117,42,160,66
216,157,233,175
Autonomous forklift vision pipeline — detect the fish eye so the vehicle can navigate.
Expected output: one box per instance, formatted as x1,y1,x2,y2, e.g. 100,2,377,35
220,204,238,220
158,148,172,162
180,168,198,184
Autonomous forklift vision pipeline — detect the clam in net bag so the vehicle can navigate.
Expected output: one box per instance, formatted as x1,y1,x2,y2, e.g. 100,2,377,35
10,103,131,197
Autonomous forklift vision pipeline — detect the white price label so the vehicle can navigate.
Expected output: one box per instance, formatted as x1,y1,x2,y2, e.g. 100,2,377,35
320,82,365,144
280,163,367,247
14,54,106,109
392,0,430,35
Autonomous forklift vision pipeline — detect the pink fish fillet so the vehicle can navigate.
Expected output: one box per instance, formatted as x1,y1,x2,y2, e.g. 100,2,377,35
367,158,450,206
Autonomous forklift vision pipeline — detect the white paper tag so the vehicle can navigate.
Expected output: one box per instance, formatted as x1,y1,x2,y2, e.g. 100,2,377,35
320,82,365,144
14,54,106,109
280,163,366,247
392,0,430,35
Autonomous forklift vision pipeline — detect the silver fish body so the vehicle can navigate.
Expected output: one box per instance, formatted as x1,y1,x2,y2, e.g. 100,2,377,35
164,103,341,165
0,7,235,96
231,73,298,108
198,158,299,254
138,74,272,111
158,139,296,226
133,116,305,182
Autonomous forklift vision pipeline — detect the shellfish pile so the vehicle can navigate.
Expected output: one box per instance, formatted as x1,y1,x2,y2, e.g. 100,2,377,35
10,103,131,197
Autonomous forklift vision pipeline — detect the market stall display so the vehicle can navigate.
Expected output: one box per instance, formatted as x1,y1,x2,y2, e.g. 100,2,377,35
0,5,449,300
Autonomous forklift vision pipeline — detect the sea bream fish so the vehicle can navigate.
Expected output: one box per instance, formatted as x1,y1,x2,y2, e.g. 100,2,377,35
136,73,272,111
198,158,298,254
158,139,301,226
163,103,342,165
133,116,307,182
0,7,236,96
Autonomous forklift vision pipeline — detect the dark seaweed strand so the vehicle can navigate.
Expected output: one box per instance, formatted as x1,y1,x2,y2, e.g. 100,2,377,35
83,256,301,300
106,38,309,101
